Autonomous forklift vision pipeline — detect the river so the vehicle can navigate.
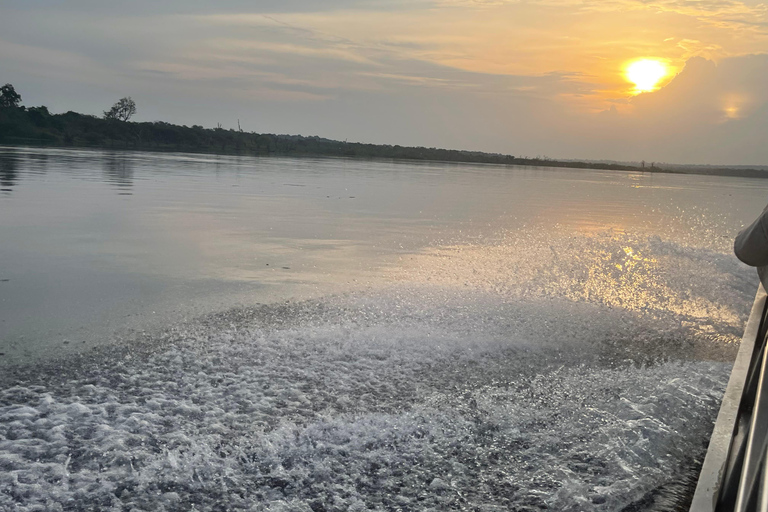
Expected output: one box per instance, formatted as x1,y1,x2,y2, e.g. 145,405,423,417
0,146,766,511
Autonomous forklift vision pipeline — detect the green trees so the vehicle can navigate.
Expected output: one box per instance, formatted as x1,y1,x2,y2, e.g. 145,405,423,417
104,97,136,121
0,84,22,108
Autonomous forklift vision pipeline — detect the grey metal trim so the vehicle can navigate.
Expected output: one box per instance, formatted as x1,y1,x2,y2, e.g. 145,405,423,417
735,336,768,511
758,448,768,512
690,285,768,511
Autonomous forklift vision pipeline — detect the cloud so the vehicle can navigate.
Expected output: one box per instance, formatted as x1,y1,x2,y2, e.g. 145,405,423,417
2,1,768,163
567,54,768,163
0,0,381,15
3,0,765,106
477,0,768,26
675,39,724,59
632,55,768,118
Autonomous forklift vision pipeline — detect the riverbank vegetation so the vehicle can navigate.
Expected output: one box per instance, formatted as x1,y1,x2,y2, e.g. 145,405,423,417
1,84,766,177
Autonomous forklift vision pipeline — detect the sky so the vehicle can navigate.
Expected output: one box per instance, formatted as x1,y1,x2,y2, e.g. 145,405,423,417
2,0,768,165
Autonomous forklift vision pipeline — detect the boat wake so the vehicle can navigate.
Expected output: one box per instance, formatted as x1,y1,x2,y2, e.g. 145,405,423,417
0,230,755,511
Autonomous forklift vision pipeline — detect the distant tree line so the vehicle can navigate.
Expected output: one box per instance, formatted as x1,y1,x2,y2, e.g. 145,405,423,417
3,83,764,177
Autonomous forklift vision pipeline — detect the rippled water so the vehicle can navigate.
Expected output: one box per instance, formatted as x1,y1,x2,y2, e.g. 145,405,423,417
1,147,767,511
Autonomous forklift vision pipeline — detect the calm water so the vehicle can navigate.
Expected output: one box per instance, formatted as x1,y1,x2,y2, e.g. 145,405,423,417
1,146,764,361
1,146,767,511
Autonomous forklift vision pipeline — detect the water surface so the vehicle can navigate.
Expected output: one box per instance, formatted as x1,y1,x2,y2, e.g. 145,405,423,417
0,146,766,511
1,147,763,361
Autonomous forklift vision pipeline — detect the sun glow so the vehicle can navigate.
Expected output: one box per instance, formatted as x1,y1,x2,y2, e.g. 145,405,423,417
625,59,668,93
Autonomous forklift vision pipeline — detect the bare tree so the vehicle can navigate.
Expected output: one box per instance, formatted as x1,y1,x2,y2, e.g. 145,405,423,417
104,97,136,121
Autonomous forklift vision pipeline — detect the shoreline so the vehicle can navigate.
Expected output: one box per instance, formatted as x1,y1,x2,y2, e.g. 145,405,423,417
1,104,766,178
4,141,767,180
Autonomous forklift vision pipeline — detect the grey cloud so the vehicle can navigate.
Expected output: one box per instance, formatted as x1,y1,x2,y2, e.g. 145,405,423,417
2,2,767,164
2,0,393,15
567,54,768,164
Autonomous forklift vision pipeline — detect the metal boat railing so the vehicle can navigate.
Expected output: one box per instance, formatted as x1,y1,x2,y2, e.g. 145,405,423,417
691,285,768,511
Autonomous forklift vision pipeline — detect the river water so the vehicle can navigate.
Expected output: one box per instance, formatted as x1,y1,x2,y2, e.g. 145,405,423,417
0,146,766,511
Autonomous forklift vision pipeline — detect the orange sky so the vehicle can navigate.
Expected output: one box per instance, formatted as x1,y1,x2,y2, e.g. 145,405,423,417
196,1,768,106
2,0,768,163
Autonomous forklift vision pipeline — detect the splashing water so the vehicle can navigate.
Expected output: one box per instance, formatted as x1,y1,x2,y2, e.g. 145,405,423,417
0,229,756,511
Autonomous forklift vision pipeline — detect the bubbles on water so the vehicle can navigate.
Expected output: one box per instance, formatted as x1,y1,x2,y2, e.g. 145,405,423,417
0,229,756,511
390,228,752,356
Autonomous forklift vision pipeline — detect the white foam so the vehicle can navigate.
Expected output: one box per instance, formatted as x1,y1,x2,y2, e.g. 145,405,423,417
0,231,754,511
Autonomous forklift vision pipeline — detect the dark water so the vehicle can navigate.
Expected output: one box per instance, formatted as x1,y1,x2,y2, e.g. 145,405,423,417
0,146,767,511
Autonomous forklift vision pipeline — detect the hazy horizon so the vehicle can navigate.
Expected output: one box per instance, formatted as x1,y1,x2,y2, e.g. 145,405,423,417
3,1,768,165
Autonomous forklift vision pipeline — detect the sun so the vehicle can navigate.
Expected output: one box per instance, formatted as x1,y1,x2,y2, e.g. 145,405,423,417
625,59,668,93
